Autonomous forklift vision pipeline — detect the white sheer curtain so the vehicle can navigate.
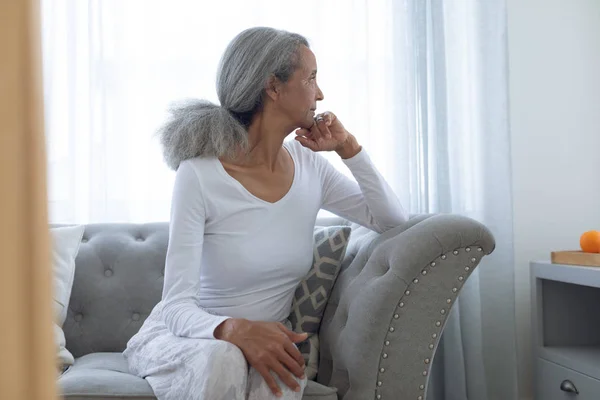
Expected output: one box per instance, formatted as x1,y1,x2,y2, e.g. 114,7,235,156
41,0,401,223
395,1,518,399
41,1,517,399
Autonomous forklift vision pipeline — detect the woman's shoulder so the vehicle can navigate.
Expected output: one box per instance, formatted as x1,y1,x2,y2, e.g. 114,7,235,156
177,156,223,187
179,155,218,171
175,156,232,208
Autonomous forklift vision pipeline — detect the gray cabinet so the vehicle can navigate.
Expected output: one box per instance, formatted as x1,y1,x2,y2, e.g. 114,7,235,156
531,261,600,399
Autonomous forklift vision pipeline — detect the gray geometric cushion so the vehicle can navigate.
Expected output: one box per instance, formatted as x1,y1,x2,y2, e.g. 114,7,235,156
288,225,351,380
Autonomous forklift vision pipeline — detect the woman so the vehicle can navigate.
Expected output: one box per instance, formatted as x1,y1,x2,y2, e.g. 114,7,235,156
123,27,408,400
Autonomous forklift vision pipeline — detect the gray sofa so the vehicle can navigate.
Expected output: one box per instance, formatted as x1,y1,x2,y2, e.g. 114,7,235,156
57,213,495,400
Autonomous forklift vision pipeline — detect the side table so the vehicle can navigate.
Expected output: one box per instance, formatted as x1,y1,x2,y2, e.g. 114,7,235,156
531,260,600,399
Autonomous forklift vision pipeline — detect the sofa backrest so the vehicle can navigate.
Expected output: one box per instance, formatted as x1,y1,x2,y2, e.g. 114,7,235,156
63,217,350,358
63,223,169,357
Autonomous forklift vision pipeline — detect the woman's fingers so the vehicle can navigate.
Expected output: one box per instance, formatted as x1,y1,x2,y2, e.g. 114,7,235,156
310,120,324,142
295,128,311,137
321,111,335,125
231,321,306,397
255,364,283,397
276,324,306,367
295,128,315,143
270,359,302,393
317,118,332,139
294,135,319,151
282,341,306,374
277,349,305,380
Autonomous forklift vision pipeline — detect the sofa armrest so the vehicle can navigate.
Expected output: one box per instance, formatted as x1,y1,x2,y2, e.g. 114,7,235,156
317,214,495,400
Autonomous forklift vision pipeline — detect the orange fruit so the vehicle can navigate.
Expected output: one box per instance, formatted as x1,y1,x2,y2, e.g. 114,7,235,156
580,230,600,253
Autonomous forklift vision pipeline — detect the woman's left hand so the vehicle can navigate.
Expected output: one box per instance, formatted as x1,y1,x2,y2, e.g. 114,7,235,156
294,112,350,152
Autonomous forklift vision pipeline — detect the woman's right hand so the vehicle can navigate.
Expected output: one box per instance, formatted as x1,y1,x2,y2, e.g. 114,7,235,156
214,318,308,397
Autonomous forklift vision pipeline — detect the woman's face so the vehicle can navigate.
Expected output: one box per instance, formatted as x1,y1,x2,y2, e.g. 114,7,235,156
275,45,324,129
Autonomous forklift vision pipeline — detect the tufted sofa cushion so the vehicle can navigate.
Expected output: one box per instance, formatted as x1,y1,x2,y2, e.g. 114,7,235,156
59,353,155,400
62,223,169,357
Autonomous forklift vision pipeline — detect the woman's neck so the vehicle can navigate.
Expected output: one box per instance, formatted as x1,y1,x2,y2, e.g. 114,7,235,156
240,110,292,171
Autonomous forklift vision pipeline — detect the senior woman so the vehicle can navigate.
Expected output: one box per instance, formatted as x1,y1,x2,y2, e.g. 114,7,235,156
123,26,408,400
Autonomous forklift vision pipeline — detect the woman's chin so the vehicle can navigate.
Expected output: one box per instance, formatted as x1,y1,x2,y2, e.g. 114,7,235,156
302,117,316,129
287,116,316,133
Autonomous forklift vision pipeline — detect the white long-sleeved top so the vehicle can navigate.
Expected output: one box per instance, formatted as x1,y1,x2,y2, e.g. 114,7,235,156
160,139,408,339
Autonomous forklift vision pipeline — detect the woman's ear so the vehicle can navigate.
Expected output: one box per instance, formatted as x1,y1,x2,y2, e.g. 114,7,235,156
265,75,281,102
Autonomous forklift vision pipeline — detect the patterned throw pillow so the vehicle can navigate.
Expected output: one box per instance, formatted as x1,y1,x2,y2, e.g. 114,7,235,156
288,225,352,380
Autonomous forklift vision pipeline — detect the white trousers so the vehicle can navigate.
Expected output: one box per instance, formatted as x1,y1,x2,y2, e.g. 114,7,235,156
124,311,307,400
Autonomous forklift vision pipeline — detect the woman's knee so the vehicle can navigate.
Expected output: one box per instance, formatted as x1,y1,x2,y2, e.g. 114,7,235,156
205,340,247,372
194,340,248,400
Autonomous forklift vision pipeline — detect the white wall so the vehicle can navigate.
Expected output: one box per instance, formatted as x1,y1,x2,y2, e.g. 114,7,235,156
507,0,600,398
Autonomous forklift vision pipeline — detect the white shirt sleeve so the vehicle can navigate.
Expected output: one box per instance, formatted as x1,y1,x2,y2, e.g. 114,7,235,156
160,160,230,339
316,147,409,233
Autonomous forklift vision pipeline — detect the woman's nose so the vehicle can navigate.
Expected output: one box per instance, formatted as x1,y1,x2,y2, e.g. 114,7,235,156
316,84,324,101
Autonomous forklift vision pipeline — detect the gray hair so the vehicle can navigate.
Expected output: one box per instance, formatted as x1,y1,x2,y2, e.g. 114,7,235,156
159,27,309,170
